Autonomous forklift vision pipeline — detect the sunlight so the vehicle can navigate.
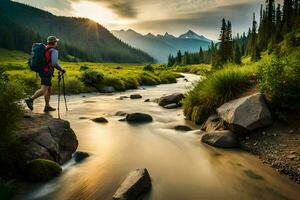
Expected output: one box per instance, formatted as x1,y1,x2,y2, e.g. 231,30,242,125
72,1,116,25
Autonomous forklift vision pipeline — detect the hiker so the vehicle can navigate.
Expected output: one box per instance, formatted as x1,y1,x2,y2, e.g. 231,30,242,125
25,36,65,112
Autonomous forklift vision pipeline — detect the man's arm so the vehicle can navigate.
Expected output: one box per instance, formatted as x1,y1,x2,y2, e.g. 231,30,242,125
50,49,63,71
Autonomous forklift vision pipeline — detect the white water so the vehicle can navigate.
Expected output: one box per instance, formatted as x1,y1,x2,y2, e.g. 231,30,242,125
15,74,300,200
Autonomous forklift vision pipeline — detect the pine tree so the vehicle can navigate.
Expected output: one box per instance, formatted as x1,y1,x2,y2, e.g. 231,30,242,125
275,4,282,42
176,50,182,65
234,44,242,64
199,47,204,63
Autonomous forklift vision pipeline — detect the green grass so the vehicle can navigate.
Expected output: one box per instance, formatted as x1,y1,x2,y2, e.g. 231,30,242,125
172,64,212,75
0,52,181,94
183,64,257,124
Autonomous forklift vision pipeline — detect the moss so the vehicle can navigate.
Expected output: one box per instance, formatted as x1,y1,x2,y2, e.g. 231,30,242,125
25,159,62,182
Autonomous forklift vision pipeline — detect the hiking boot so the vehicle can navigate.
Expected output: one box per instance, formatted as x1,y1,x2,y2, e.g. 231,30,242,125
44,106,56,113
25,97,34,110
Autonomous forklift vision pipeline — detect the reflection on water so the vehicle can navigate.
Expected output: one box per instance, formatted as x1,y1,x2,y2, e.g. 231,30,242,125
16,74,300,200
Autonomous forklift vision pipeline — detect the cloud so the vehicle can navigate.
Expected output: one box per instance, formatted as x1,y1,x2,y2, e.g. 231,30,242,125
70,0,138,18
128,1,261,39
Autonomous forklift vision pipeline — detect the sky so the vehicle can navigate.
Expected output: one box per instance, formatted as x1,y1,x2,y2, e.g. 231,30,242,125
13,0,263,40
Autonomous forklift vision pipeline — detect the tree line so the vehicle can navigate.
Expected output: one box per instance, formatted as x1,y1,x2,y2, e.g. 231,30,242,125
168,0,300,67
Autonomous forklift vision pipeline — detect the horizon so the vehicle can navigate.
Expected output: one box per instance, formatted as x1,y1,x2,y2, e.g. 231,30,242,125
12,0,265,40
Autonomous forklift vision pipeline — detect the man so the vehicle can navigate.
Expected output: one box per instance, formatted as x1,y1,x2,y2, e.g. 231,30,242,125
25,36,65,112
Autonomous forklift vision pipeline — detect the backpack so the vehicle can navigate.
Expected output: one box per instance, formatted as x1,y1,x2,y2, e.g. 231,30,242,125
28,43,49,72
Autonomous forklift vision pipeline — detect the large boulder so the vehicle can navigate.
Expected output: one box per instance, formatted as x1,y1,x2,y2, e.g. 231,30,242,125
158,93,184,107
201,114,225,132
25,159,62,182
126,113,153,124
16,113,78,165
217,93,272,134
113,168,152,200
201,130,239,148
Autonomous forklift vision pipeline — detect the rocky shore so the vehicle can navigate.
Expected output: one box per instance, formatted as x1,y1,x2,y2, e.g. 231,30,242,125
239,116,300,184
198,92,300,184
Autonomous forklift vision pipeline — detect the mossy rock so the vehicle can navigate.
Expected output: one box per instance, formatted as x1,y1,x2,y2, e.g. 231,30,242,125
25,159,62,182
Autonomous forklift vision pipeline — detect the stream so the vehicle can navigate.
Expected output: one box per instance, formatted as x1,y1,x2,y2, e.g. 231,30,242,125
15,74,300,200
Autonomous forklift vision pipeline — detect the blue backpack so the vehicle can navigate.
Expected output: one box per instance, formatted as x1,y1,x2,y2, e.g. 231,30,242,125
28,43,47,72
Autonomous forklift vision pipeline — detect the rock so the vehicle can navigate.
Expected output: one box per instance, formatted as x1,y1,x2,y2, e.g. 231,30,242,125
217,93,273,134
184,78,189,82
174,125,193,132
113,168,152,200
117,96,129,100
79,117,88,120
158,93,184,107
201,114,225,132
100,86,115,93
16,113,78,165
92,117,108,123
201,130,239,148
163,103,182,109
74,151,89,162
126,113,153,124
25,159,62,182
130,94,142,99
144,99,150,102
115,111,128,117
287,155,297,160
289,130,295,134
119,118,127,122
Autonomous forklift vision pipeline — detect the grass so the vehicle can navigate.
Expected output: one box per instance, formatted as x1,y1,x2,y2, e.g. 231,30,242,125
0,53,181,94
183,64,257,124
172,64,212,75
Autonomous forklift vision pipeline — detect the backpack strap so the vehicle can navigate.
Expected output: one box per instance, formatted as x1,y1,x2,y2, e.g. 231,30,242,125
44,46,54,73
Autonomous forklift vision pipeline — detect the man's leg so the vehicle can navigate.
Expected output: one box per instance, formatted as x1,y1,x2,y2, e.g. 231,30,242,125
44,86,51,107
44,86,56,112
25,85,48,110
32,85,49,100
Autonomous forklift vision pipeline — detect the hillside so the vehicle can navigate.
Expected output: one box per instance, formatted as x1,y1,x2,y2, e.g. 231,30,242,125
0,0,154,63
112,29,212,63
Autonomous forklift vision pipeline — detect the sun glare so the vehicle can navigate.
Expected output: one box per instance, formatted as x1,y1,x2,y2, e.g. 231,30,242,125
72,1,116,25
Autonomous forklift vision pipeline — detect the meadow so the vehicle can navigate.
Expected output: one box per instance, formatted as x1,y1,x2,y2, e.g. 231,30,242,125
0,49,181,95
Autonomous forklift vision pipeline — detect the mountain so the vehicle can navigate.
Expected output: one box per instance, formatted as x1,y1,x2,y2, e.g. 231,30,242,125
0,1,154,63
112,29,212,63
179,30,211,42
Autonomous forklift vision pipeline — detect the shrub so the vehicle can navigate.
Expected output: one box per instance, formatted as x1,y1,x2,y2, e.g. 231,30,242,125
257,57,300,108
25,159,62,182
138,72,160,86
0,70,25,138
64,78,84,94
103,75,125,91
158,72,177,84
80,65,89,71
122,77,139,89
79,70,104,90
143,64,154,72
183,66,255,124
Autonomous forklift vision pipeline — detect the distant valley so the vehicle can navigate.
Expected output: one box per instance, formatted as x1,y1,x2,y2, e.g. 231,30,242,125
112,29,212,63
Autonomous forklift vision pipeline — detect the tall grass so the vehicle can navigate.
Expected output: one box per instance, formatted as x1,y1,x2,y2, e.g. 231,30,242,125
183,65,256,124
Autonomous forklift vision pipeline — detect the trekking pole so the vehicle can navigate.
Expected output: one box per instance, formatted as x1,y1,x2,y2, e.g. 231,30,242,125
62,73,68,111
57,72,62,119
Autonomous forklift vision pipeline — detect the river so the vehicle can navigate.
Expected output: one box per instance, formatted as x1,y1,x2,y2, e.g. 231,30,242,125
15,74,300,200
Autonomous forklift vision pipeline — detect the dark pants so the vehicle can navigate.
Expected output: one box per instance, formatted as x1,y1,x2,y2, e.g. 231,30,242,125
39,71,53,86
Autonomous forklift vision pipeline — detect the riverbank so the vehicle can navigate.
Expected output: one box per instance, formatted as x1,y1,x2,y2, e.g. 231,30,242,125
239,114,300,184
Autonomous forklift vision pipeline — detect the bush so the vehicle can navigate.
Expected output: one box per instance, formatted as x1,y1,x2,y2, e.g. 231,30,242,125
25,159,62,182
258,57,300,108
0,70,25,138
138,72,160,86
103,75,125,91
122,77,139,89
79,70,104,90
158,72,177,84
64,78,84,94
143,64,154,72
183,66,255,124
80,65,89,71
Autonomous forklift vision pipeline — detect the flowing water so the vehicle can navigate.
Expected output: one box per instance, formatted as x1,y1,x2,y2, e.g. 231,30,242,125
16,74,300,200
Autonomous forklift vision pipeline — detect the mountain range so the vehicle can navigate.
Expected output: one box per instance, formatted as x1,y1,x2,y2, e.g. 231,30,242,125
112,29,212,63
0,0,154,63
